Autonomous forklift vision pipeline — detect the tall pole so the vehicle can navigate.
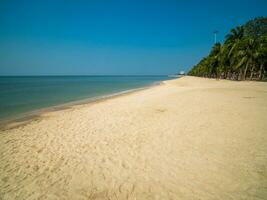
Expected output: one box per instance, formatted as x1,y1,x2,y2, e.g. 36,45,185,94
214,30,218,44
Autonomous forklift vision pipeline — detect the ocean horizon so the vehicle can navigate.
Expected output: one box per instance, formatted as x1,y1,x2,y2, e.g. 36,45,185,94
0,75,174,121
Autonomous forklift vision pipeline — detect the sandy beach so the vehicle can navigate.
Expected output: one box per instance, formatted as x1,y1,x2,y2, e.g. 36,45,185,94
0,76,267,200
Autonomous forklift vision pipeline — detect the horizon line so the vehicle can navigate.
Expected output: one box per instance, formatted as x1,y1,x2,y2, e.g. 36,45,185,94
0,74,173,77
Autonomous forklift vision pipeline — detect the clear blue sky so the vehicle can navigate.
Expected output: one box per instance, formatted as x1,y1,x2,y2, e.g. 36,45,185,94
0,0,266,75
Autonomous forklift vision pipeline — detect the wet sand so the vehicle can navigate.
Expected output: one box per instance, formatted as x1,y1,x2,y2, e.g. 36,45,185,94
1,76,267,200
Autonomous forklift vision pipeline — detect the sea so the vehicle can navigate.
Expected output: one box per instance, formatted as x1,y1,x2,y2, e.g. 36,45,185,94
0,76,174,121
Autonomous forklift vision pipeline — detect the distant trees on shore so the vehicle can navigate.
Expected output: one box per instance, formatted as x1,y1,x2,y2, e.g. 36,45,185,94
188,17,267,81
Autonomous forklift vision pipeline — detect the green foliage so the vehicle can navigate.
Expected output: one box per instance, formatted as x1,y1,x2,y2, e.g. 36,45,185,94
243,17,267,38
188,17,267,80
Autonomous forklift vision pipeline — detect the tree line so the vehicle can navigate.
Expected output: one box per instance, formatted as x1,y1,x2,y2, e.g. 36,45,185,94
188,17,267,81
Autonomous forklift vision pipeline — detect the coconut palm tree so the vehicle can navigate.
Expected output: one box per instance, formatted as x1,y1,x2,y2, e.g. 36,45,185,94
207,43,221,78
225,26,244,42
256,36,267,80
217,26,245,79
235,37,258,80
225,26,244,57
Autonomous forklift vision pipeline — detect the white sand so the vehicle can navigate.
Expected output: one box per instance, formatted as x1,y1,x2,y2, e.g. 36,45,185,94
1,76,267,200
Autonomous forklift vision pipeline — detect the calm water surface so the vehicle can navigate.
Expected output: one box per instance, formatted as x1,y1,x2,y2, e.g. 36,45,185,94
0,76,173,120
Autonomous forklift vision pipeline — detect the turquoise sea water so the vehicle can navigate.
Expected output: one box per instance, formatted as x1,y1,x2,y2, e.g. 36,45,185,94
0,76,173,121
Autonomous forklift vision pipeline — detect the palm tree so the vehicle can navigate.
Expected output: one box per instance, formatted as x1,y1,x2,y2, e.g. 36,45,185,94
225,26,244,42
225,26,244,56
222,26,245,79
218,44,232,78
256,36,267,80
208,43,221,78
235,37,258,80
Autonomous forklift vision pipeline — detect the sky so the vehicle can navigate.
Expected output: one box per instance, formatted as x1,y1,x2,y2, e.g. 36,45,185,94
0,0,266,76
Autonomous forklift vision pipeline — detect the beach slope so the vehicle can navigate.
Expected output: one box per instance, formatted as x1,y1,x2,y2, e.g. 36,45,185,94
1,76,267,200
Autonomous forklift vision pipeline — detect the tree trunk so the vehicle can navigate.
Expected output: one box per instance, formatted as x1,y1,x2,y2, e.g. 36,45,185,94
243,62,249,80
233,72,238,81
250,64,255,80
231,72,235,80
238,69,242,81
227,71,231,79
258,64,263,80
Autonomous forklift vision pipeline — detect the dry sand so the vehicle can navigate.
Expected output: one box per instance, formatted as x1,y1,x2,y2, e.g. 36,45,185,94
0,76,267,200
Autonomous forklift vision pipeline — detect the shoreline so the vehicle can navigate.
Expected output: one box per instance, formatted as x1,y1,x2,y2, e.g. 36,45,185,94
0,81,164,130
1,76,264,130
